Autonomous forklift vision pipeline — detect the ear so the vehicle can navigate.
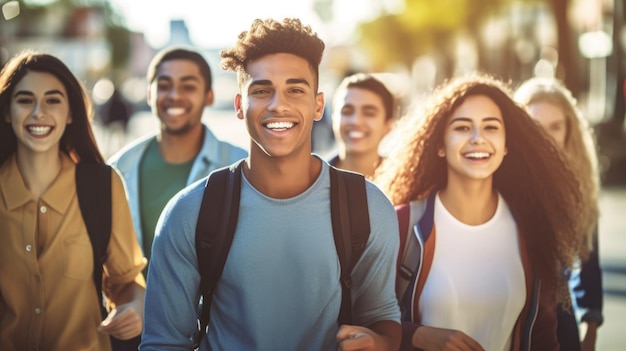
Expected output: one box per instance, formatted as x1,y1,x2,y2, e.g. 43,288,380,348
204,89,214,107
146,86,152,105
437,148,445,157
234,94,244,120
314,92,325,122
504,146,508,156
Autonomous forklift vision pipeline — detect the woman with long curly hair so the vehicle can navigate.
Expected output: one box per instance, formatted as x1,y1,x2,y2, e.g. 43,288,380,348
515,77,602,351
374,73,585,350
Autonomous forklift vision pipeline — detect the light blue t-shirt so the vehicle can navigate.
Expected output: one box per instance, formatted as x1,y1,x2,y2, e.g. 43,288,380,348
140,157,400,351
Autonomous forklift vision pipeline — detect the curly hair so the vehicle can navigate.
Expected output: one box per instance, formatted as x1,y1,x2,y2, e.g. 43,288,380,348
514,77,600,254
220,18,325,90
374,73,585,304
0,50,103,166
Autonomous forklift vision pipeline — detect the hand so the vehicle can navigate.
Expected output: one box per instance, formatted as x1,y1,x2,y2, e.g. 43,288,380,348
580,321,598,351
337,325,387,351
97,303,143,340
412,326,485,351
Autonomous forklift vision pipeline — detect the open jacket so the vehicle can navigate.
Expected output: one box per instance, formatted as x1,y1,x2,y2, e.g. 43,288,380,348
395,192,558,351
107,124,247,249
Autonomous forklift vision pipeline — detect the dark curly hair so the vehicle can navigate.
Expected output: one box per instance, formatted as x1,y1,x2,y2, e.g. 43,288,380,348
220,18,325,90
374,73,585,305
0,50,103,166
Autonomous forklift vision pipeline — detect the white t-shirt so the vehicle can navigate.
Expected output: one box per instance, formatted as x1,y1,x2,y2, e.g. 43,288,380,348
419,192,526,351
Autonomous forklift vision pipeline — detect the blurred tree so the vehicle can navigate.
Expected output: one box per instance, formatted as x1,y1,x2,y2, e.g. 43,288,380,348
356,0,509,75
548,0,581,96
7,0,131,72
355,0,581,88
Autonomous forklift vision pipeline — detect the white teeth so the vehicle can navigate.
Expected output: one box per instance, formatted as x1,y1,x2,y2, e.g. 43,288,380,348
266,121,294,130
347,131,365,138
166,108,185,116
28,126,52,135
465,152,490,159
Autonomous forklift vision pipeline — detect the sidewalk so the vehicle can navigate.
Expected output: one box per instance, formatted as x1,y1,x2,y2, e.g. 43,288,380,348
596,186,626,350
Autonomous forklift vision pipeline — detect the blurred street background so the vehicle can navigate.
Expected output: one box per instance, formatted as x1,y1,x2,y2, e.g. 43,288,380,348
1,0,625,349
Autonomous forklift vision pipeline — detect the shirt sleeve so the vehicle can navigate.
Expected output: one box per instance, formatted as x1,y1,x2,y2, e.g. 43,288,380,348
140,183,205,351
572,226,604,326
103,168,146,300
351,182,401,327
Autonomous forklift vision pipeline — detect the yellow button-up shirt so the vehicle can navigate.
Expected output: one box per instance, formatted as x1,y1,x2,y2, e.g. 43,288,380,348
0,153,146,351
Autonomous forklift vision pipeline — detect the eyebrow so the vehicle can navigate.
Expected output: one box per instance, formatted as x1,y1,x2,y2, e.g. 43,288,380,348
14,89,65,97
249,78,311,88
449,116,503,124
156,75,201,83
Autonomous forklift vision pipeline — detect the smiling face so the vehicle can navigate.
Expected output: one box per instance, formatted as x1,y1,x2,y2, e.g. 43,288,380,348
147,59,213,135
441,94,507,183
526,100,567,150
333,87,392,156
235,53,324,160
6,71,72,157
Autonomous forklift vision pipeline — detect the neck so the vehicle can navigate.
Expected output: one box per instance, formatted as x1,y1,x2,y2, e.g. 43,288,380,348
16,148,63,200
157,124,204,163
439,176,498,225
336,150,381,178
244,149,321,199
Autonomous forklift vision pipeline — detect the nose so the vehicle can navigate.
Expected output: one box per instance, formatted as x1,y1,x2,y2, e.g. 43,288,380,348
344,112,359,125
470,129,484,144
167,87,181,100
268,91,290,114
32,102,45,119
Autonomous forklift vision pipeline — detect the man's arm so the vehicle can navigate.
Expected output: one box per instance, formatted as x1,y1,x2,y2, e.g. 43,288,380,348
347,184,402,349
140,187,205,350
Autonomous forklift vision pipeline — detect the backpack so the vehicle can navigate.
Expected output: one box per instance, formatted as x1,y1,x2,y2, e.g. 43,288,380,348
75,163,141,351
394,195,432,319
193,161,370,346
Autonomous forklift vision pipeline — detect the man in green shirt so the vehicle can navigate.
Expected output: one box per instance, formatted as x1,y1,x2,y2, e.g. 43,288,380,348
108,47,247,273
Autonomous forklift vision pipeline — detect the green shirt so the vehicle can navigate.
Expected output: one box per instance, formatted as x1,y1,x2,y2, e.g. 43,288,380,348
139,140,194,268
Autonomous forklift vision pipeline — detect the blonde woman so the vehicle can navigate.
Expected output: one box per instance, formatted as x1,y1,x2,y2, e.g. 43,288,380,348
515,77,602,351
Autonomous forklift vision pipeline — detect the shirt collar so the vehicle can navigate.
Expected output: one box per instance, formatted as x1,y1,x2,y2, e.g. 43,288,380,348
1,153,76,215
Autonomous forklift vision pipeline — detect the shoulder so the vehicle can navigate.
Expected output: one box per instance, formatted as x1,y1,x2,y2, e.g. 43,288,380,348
364,180,394,211
107,132,157,166
201,124,247,159
161,177,207,220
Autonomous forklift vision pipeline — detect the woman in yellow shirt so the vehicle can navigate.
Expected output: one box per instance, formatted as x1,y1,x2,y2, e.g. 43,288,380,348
0,51,146,351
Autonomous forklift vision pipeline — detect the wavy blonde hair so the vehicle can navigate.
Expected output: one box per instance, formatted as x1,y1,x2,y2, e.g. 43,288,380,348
514,77,599,254
374,73,585,304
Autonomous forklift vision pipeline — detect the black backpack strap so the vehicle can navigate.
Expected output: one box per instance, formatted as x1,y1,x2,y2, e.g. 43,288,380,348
194,162,243,347
329,166,370,326
75,162,112,320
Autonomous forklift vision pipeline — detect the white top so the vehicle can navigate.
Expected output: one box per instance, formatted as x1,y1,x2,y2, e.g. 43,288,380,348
419,192,526,351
